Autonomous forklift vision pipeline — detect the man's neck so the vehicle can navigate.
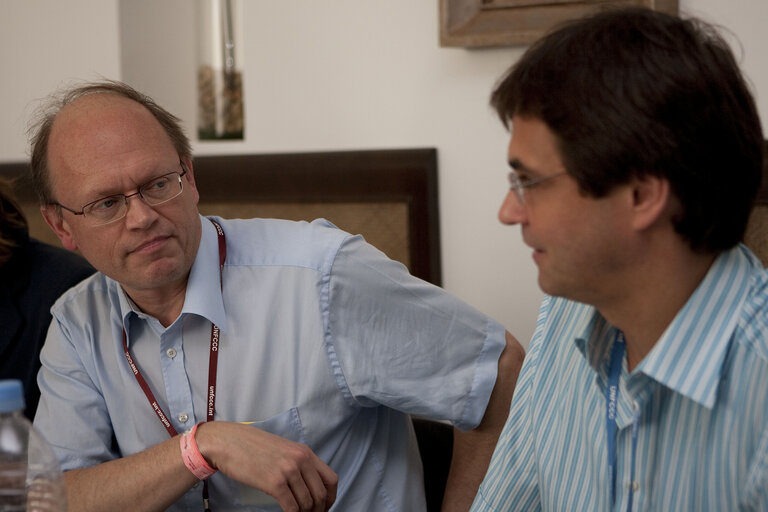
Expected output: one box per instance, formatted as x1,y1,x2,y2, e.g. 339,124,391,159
597,249,716,373
124,281,188,328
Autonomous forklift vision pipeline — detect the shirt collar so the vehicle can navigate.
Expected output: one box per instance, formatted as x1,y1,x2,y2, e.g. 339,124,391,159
574,306,614,372
119,215,228,342
574,245,758,409
181,215,228,332
638,245,757,408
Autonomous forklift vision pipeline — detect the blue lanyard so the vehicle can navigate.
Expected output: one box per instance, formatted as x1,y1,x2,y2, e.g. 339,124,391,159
606,332,640,511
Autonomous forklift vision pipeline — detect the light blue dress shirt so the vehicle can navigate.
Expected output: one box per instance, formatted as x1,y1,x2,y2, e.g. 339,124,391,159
472,244,768,511
35,215,506,511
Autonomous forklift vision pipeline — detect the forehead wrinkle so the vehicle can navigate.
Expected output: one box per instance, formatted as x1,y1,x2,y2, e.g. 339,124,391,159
47,94,176,202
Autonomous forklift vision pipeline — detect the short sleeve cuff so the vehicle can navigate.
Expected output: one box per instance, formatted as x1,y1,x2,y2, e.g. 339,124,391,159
455,317,507,432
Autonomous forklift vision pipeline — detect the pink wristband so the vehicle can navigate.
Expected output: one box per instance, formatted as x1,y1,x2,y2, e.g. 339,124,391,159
180,423,217,480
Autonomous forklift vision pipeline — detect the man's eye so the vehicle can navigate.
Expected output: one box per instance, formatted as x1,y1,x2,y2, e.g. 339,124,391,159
92,197,120,211
518,176,535,187
146,177,169,191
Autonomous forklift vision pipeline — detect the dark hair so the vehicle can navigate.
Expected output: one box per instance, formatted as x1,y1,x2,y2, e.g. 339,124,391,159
0,177,28,266
28,79,192,205
491,7,764,253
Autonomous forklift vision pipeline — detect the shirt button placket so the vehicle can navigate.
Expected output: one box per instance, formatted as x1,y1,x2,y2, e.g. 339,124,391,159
160,326,194,435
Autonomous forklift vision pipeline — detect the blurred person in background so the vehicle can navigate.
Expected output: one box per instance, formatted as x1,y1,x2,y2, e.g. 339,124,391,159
0,176,93,419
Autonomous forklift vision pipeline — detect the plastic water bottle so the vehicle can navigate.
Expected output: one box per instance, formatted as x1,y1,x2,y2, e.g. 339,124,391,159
0,380,66,511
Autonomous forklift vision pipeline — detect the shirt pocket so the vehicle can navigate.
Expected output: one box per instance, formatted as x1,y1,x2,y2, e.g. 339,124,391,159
234,407,307,509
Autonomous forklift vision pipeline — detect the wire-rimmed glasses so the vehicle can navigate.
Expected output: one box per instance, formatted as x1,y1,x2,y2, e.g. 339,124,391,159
54,162,188,226
507,170,567,204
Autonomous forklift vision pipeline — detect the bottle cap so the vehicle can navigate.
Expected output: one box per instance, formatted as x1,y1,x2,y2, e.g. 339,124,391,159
0,380,25,413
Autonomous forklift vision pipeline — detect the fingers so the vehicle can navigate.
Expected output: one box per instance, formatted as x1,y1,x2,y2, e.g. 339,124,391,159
257,443,338,512
317,458,338,511
290,448,337,512
297,451,338,512
203,422,337,511
287,468,319,512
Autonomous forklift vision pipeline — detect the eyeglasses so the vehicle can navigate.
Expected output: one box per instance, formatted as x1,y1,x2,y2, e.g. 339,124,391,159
54,162,188,226
507,170,567,205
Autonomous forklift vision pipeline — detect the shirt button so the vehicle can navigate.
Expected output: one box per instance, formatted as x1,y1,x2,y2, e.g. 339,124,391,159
166,348,177,359
178,413,189,423
632,481,640,492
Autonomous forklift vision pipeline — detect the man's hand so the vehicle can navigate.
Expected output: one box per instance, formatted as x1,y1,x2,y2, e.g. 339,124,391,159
62,420,337,512
196,421,338,512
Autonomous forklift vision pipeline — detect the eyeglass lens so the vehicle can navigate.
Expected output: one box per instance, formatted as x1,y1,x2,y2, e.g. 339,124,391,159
83,172,183,225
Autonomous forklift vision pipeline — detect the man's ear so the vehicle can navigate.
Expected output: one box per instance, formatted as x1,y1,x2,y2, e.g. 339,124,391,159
41,205,78,251
630,175,671,231
181,157,200,205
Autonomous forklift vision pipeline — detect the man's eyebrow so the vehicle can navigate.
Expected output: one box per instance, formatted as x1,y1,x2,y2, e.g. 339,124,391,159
508,158,537,175
84,184,130,202
84,168,173,201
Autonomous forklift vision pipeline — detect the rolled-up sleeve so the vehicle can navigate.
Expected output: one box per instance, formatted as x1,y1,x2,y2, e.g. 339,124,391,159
323,234,506,431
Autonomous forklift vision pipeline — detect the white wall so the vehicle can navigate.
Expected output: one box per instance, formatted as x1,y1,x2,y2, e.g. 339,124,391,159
1,1,766,347
0,0,121,161
215,2,542,343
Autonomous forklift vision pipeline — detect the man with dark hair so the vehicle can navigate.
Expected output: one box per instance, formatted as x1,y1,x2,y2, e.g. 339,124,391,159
472,7,766,511
0,177,94,419
28,80,523,511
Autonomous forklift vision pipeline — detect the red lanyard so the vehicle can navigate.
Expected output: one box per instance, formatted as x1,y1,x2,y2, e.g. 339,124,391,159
122,219,226,508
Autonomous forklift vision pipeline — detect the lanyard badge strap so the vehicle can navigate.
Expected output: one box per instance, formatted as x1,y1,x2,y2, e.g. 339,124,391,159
122,218,226,511
605,331,640,512
606,332,625,507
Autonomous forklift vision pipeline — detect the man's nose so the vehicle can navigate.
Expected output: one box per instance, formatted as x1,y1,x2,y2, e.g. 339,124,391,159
498,190,527,225
124,191,158,227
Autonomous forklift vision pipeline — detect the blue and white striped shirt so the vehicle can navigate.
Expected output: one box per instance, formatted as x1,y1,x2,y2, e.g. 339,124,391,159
472,244,768,511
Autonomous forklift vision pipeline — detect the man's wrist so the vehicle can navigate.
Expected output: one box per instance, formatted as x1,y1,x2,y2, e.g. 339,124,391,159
180,422,217,480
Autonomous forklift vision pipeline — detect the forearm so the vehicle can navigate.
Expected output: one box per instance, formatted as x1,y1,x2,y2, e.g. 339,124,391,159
441,331,525,512
65,421,337,512
442,428,499,512
64,435,197,512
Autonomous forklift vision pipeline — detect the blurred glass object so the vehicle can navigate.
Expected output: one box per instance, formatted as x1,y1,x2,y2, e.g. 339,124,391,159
197,0,244,140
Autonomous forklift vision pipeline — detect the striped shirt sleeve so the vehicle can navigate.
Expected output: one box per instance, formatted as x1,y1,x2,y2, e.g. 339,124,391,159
471,298,553,511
